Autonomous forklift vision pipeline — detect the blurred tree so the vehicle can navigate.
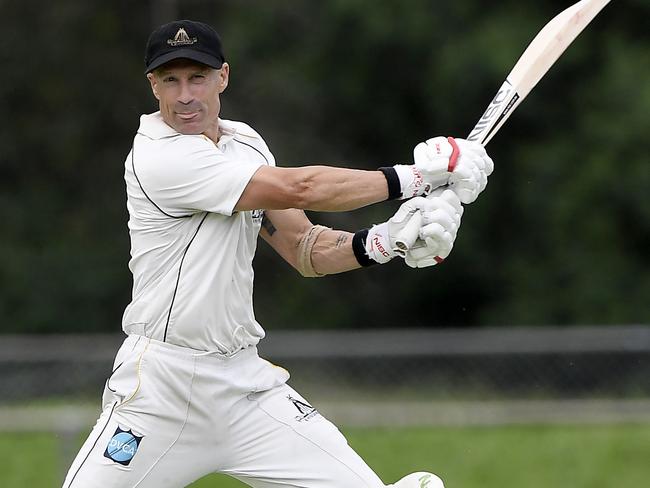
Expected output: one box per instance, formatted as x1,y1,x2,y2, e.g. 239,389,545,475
0,0,648,333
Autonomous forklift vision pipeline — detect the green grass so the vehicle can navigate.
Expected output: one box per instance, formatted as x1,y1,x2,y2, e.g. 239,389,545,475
1,433,60,487
3,424,649,487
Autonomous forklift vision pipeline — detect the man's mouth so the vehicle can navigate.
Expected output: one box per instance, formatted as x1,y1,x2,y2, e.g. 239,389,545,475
177,111,200,121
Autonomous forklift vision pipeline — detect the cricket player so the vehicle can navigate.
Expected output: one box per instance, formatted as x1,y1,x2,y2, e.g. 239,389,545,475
63,20,493,488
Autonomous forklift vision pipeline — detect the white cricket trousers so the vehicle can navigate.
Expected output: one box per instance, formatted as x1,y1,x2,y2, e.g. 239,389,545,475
62,335,386,488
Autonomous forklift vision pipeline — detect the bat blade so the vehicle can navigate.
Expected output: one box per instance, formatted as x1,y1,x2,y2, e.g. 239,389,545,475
467,0,611,145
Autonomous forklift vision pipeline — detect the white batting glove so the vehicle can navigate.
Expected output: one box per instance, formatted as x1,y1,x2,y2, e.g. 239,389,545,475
390,136,493,203
364,197,434,264
445,138,494,203
403,189,464,268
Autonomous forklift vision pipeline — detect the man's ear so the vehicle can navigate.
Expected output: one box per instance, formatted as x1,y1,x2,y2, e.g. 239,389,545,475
146,73,161,100
217,63,230,93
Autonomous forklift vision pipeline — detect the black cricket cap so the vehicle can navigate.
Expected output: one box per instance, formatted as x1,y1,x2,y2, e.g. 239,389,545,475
144,20,225,74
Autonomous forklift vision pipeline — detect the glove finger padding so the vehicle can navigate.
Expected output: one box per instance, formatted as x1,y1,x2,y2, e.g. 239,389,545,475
449,166,479,204
391,196,429,225
438,188,463,214
402,190,463,268
420,223,454,255
421,211,456,238
446,138,493,204
421,189,461,214
421,199,460,222
405,240,447,268
465,141,494,176
414,138,454,172
405,230,453,268
395,139,452,200
456,139,492,167
423,191,463,231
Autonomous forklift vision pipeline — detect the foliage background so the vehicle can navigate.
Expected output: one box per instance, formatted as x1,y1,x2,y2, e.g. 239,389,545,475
1,0,648,333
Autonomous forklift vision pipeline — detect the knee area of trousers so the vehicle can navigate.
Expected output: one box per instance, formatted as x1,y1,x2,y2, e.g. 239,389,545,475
390,472,445,488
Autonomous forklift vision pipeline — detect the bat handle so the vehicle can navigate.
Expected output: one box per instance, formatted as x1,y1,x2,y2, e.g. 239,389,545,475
393,210,422,256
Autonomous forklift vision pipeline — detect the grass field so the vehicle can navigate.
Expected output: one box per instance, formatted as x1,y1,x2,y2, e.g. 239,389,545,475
3,424,649,487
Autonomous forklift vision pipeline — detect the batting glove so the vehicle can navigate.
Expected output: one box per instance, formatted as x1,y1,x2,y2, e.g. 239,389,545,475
363,197,434,264
403,189,464,268
386,136,493,203
364,190,463,267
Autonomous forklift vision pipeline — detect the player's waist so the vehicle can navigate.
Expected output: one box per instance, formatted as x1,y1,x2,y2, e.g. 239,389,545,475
123,315,264,355
124,332,259,362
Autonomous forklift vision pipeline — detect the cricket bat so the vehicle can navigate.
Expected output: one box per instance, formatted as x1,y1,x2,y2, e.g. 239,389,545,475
395,0,612,254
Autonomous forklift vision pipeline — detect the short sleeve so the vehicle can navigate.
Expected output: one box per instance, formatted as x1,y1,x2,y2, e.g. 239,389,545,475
135,135,264,216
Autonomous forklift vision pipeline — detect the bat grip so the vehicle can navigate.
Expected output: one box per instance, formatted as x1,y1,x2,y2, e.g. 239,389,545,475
393,210,422,256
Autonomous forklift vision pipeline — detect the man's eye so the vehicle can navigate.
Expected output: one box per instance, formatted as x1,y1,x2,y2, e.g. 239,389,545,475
163,77,176,83
191,74,205,81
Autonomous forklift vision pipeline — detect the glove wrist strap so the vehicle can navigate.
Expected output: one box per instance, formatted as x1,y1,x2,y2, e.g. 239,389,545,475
378,167,402,200
352,229,378,267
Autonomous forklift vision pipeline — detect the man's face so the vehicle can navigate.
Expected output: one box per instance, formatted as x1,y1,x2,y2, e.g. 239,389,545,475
147,59,229,135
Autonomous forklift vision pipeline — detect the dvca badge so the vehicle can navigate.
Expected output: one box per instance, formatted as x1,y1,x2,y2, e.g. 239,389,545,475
104,427,143,466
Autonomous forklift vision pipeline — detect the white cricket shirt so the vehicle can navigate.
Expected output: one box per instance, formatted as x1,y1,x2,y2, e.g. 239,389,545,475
121,112,274,353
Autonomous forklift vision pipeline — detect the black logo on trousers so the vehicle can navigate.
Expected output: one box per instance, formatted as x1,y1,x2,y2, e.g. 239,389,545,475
288,395,318,422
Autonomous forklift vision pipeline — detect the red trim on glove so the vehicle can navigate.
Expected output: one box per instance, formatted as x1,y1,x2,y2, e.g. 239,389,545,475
434,256,444,264
447,136,460,172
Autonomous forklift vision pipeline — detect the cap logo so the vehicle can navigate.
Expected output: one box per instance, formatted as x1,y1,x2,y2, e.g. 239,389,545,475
167,27,197,46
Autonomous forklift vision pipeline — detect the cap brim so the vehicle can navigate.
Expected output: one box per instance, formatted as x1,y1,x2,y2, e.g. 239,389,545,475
145,49,223,74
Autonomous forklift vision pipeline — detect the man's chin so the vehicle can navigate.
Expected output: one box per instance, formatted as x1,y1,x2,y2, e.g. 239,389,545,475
173,120,205,135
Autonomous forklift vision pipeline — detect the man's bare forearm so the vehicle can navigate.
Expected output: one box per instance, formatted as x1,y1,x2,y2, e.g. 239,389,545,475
288,166,389,212
310,229,361,275
236,165,391,212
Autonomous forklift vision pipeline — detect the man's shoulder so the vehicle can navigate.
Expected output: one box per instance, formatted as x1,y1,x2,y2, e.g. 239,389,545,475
219,118,264,141
137,111,178,140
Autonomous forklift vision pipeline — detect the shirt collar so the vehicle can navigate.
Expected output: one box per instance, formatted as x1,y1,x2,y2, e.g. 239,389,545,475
215,118,237,147
137,112,244,147
138,112,178,140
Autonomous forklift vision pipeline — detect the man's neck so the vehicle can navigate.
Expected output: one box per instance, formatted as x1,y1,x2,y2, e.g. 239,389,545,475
202,120,221,145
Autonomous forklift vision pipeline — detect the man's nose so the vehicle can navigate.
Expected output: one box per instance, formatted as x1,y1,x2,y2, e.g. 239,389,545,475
177,81,194,104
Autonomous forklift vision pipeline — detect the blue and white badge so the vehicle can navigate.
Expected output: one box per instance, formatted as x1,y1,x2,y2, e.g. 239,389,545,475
103,427,143,466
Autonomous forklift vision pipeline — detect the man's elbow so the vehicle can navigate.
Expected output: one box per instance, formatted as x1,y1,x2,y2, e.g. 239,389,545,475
280,173,319,210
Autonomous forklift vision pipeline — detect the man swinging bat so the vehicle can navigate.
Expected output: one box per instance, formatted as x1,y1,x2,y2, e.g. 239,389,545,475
62,19,491,488
63,0,609,484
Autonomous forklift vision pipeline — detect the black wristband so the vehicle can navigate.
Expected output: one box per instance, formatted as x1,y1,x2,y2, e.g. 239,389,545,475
352,229,377,267
378,167,402,200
